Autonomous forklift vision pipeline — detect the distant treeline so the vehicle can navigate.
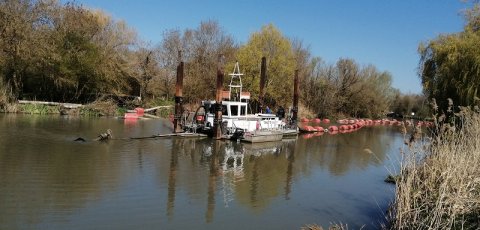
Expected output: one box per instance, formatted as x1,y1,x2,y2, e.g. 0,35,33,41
1,0,426,118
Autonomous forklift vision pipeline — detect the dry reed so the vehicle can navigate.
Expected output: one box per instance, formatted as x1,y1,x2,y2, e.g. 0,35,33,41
302,223,349,230
388,106,480,229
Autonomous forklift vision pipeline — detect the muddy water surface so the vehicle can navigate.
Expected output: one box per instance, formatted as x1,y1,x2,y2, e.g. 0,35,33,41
0,114,405,229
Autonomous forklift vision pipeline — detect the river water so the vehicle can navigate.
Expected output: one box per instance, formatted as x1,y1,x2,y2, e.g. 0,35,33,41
0,114,404,229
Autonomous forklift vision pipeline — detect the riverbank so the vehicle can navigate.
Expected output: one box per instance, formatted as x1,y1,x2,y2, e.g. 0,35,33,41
0,99,174,117
388,107,480,229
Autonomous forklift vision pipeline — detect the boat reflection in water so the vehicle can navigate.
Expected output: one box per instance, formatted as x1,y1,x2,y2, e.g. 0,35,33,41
160,125,398,229
165,138,298,223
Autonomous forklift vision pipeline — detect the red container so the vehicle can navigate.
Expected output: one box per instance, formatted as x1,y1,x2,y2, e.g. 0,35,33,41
134,107,144,116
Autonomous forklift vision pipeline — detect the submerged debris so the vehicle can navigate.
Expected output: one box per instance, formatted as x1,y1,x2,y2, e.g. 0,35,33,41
95,129,113,141
74,129,113,142
74,137,86,142
384,174,399,184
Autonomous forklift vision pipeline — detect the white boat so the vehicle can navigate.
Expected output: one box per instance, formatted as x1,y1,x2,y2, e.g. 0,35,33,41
183,62,292,141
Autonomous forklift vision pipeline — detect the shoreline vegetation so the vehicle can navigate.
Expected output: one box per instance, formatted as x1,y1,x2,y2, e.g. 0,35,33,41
387,105,480,229
0,98,175,117
0,0,420,121
302,106,480,229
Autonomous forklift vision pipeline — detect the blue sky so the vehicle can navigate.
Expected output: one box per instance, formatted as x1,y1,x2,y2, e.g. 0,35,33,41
69,0,471,94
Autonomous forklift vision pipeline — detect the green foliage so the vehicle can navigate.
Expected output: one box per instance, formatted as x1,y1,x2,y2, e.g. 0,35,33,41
146,98,174,107
419,3,480,112
79,107,104,117
236,24,295,108
18,104,60,114
116,107,127,115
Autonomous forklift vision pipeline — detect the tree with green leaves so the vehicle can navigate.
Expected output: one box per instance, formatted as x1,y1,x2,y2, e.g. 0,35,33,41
236,24,295,110
419,3,480,112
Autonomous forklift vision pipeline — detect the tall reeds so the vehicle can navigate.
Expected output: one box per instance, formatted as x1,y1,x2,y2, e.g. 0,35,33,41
388,105,480,229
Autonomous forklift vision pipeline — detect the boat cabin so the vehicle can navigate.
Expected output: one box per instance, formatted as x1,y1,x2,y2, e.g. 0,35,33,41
199,62,283,133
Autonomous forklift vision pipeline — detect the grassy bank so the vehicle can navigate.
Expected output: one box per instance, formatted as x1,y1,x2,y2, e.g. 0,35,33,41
0,99,174,117
388,107,480,229
0,100,120,116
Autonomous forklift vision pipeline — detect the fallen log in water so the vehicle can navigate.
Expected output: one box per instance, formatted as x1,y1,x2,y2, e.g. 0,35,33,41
145,106,173,112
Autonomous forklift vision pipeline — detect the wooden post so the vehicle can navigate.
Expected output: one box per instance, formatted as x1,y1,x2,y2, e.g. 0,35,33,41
292,69,299,125
258,57,267,113
213,55,225,139
173,55,184,133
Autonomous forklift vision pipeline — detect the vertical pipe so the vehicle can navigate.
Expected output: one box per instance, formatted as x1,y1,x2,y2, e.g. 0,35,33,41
258,57,267,113
292,69,299,125
213,55,225,139
173,53,184,133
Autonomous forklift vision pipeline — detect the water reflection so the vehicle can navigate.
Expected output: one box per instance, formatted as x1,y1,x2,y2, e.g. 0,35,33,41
0,115,128,229
0,114,402,229
166,139,179,219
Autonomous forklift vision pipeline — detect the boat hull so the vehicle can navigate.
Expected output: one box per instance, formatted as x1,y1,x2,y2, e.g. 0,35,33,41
241,130,283,143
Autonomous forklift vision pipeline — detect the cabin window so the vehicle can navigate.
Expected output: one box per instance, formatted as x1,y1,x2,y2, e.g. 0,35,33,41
230,105,239,116
240,105,246,115
222,105,228,116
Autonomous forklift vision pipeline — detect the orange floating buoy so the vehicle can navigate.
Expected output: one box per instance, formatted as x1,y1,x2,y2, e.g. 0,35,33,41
328,125,338,132
323,118,330,124
302,125,314,132
301,118,309,123
313,118,321,123
134,107,144,116
314,126,324,132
